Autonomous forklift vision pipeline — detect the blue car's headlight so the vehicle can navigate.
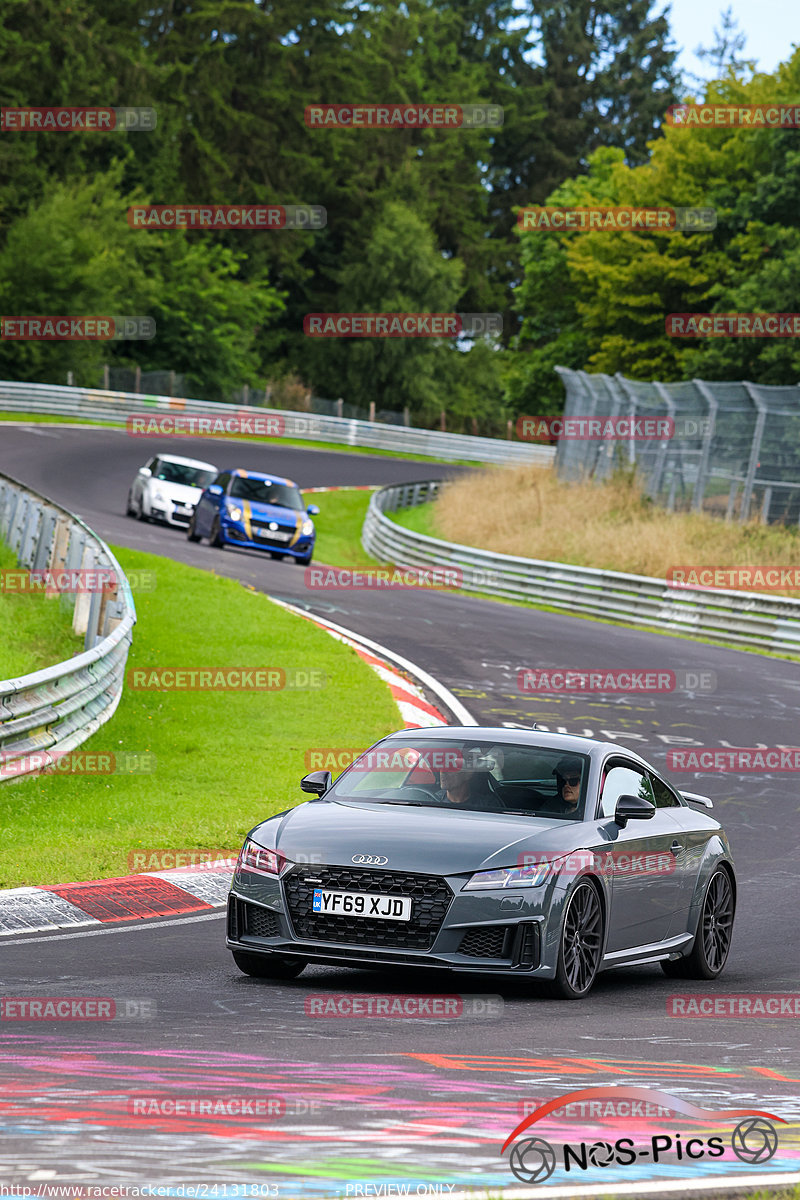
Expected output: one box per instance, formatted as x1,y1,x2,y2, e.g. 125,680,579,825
301,519,315,536
228,504,243,522
464,861,552,890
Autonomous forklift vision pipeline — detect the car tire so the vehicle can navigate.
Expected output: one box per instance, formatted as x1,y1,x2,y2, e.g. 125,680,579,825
661,866,734,980
209,517,225,548
545,878,604,999
125,492,136,517
187,515,202,543
136,496,148,522
295,553,313,566
232,950,307,980
269,551,284,560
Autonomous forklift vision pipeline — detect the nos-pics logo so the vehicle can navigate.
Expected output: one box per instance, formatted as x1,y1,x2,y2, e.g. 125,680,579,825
503,1086,784,1183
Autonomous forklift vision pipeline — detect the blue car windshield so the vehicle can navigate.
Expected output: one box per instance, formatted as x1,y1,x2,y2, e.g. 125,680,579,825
229,477,304,510
329,739,590,819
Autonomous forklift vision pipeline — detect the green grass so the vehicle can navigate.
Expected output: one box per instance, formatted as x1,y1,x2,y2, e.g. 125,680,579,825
0,411,480,466
387,502,439,538
0,541,400,887
309,488,380,569
0,541,83,678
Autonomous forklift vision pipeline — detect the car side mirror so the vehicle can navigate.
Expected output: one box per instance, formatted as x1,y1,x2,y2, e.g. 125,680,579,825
306,504,320,516
207,484,223,496
301,770,331,796
614,794,655,828
138,467,152,477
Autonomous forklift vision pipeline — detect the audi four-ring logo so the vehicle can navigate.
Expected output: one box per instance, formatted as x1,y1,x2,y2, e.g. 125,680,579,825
352,854,388,865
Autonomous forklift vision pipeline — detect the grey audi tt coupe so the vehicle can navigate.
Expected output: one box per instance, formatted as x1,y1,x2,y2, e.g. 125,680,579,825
226,728,736,998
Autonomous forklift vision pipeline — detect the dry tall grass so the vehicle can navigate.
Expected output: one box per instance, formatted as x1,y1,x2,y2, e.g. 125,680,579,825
433,465,800,593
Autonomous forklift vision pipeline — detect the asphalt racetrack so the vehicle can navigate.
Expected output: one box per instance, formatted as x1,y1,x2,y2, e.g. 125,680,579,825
0,424,798,1195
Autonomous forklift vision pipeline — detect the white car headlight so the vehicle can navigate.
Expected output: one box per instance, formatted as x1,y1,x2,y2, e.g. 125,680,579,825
301,519,314,536
463,861,552,890
228,505,243,522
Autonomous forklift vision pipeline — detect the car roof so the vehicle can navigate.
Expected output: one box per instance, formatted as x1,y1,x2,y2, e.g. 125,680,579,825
223,467,297,487
381,725,653,768
150,453,218,470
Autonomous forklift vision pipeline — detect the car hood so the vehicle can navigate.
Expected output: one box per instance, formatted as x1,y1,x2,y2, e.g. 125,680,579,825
150,481,203,502
250,798,594,876
244,501,304,526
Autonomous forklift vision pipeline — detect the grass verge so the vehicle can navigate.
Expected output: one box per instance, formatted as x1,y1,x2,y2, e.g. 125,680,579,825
0,541,400,887
389,465,800,596
0,541,83,678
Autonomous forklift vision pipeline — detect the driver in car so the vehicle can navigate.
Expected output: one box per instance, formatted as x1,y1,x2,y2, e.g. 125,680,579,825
438,766,503,811
539,756,584,816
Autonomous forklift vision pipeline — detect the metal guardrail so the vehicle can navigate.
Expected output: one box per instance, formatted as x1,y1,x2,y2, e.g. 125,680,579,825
362,481,800,658
0,380,555,467
0,474,136,783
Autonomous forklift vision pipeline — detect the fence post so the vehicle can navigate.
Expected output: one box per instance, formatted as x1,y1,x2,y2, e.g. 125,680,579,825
134,365,141,394
103,364,110,390
689,380,718,512
740,384,767,523
337,398,344,419
761,487,773,524
650,382,677,500
369,401,376,422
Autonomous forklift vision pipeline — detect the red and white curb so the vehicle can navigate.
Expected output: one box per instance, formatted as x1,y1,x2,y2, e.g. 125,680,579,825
0,601,473,936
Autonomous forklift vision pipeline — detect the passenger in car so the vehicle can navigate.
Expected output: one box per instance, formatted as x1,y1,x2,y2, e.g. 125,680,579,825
438,767,503,811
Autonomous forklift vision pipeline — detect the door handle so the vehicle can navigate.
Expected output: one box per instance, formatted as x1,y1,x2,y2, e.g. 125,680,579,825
670,840,682,856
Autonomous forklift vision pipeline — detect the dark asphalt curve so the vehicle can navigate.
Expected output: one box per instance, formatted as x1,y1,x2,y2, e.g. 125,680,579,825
0,422,798,1192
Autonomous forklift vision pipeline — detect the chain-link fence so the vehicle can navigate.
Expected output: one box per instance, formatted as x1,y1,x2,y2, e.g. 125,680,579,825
555,367,800,526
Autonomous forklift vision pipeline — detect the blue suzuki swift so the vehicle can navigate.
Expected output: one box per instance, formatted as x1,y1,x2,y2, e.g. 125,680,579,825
188,468,319,563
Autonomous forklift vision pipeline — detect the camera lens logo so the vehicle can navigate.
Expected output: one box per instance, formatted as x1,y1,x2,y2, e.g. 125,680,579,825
731,1117,779,1164
509,1137,556,1184
587,1140,615,1167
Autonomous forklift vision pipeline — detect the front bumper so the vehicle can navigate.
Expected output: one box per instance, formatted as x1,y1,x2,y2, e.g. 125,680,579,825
227,864,555,977
150,502,195,527
220,518,314,557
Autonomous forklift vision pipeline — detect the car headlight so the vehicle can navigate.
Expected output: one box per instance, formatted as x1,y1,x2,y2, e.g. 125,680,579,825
237,839,288,877
463,861,551,890
228,505,243,522
301,519,314,536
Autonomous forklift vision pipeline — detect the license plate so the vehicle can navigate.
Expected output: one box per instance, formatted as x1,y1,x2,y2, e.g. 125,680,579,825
256,529,291,542
174,505,192,514
312,889,411,921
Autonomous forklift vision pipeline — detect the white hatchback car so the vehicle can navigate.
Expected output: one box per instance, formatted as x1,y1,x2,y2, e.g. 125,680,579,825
126,453,219,527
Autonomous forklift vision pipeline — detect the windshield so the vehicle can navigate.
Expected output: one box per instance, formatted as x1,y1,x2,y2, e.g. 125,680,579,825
229,476,304,510
328,738,590,819
155,462,217,488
